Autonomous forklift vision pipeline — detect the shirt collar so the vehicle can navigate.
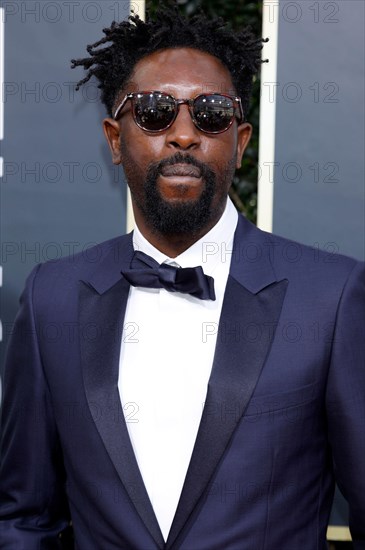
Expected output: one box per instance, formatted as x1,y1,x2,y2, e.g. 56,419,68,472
133,198,238,276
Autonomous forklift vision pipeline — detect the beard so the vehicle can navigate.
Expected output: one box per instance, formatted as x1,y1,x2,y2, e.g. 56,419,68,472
141,152,217,235
123,150,236,237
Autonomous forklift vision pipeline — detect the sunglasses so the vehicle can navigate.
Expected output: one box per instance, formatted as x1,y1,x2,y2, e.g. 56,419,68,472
113,91,244,134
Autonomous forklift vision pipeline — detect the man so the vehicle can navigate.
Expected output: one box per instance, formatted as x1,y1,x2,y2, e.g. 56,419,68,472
0,3,364,549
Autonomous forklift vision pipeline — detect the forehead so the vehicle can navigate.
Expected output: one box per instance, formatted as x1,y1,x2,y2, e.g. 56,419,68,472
127,48,236,97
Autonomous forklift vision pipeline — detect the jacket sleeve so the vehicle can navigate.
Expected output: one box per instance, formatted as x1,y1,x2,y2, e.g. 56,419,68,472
0,265,71,549
325,261,365,548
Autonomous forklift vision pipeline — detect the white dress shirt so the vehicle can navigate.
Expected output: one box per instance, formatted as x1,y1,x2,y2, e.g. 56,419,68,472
118,198,238,541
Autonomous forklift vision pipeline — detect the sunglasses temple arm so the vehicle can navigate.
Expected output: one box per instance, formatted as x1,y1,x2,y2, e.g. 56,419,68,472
236,98,245,123
114,95,130,120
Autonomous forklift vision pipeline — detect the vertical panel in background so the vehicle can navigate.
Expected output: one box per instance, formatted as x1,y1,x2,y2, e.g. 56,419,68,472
0,7,4,394
0,1,141,370
272,0,364,261
257,2,278,233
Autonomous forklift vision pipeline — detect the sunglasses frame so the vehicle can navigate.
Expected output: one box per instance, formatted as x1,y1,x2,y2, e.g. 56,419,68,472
113,91,244,134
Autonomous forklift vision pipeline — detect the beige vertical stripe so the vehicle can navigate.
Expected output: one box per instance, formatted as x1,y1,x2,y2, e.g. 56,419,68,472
327,526,352,541
257,2,279,232
126,1,145,232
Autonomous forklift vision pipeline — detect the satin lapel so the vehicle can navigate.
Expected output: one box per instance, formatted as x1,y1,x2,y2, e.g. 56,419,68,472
79,237,164,549
166,217,288,549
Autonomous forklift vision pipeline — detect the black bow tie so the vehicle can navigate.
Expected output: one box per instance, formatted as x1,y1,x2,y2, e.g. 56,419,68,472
122,251,216,301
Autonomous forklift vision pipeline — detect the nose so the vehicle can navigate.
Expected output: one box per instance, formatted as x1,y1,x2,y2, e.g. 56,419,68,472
165,104,201,151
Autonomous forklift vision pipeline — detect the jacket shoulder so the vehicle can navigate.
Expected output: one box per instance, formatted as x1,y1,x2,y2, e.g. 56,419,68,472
34,233,130,280
237,214,362,277
21,233,133,311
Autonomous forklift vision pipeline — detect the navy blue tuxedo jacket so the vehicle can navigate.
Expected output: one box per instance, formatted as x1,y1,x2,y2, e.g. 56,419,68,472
0,214,364,549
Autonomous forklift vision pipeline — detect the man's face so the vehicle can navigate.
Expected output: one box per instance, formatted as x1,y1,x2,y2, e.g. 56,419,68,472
104,48,252,238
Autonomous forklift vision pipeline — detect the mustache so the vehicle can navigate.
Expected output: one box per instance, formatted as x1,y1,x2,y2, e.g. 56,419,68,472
147,152,215,181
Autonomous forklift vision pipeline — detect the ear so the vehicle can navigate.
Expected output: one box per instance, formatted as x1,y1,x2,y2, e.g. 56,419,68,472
103,118,122,165
235,122,253,169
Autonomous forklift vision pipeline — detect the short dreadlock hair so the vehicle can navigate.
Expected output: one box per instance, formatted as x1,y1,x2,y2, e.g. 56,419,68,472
71,0,266,118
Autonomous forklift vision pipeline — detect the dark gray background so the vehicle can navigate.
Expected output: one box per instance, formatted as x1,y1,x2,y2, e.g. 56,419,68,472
273,0,364,261
1,1,134,365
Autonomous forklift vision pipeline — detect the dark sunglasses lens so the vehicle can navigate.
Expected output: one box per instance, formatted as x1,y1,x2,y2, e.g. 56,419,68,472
134,92,175,131
193,94,235,132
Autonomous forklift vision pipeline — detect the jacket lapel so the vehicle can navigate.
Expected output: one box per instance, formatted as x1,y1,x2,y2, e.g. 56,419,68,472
79,234,164,549
166,215,288,549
